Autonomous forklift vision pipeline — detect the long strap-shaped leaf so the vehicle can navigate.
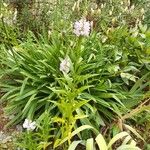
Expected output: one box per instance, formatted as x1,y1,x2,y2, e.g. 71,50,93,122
68,141,82,150
86,138,95,150
107,132,129,148
54,125,97,148
117,145,141,150
124,124,145,142
95,133,107,150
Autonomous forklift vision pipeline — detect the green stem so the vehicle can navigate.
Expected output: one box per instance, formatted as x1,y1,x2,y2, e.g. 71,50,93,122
74,36,83,72
76,36,82,57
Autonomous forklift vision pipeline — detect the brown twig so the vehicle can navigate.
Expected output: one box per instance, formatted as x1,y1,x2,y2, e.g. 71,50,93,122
121,98,150,121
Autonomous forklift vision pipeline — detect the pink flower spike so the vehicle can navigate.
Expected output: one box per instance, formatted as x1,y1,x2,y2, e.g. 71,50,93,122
60,57,71,74
73,18,91,37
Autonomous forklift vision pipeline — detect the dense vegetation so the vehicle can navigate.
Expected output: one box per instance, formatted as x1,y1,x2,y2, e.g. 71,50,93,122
0,0,150,149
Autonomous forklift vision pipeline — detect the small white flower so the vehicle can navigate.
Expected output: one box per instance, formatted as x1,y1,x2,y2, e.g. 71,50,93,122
60,58,71,74
23,119,36,131
73,18,91,37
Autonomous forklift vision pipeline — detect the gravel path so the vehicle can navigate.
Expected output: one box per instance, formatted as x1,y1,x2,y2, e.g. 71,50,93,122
0,104,22,150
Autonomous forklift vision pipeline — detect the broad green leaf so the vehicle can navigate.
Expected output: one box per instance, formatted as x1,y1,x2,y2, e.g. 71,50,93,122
120,73,137,83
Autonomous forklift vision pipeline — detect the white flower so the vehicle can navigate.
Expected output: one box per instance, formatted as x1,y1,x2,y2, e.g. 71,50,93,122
60,58,71,74
73,18,91,36
23,119,36,131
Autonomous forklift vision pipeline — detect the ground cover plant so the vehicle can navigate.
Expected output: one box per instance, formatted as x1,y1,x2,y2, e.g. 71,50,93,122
0,0,150,149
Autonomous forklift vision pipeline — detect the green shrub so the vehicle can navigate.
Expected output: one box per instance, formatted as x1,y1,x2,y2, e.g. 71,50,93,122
1,22,150,125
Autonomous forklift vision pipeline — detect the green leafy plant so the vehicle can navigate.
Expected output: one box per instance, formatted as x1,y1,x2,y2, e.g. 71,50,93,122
1,23,150,125
16,112,54,150
68,131,142,150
